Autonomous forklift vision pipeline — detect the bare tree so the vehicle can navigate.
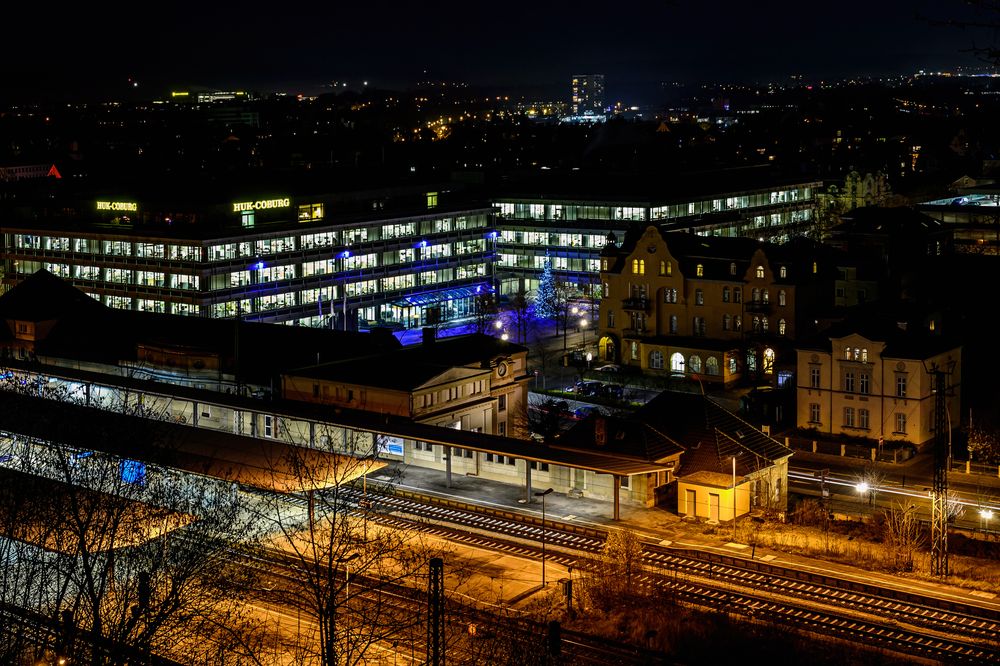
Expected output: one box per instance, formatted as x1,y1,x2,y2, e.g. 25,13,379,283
578,527,646,613
882,501,924,572
0,376,267,665
251,425,452,666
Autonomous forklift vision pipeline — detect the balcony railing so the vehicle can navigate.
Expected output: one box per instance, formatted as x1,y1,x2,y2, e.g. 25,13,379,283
744,301,772,313
622,327,649,338
621,297,650,311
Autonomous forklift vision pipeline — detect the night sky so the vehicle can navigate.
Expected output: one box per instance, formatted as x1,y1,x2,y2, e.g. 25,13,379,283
4,1,998,102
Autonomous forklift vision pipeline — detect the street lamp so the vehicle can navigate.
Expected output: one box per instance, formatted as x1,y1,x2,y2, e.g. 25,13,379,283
981,508,994,532
856,481,870,507
580,317,588,346
337,552,360,599
732,456,738,541
534,487,554,587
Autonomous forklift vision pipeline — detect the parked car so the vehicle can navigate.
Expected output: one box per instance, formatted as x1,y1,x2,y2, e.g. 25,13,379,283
594,364,620,373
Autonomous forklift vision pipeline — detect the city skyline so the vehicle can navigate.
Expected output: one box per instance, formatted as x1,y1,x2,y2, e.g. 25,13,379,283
4,1,998,103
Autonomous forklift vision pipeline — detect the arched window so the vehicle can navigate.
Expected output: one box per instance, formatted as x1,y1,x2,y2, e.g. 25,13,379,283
670,352,685,373
762,289,769,304
729,262,737,275
649,350,664,369
779,266,787,278
723,313,731,331
689,355,703,374
778,289,786,306
734,315,742,331
696,263,704,276
812,261,818,274
778,318,786,335
706,356,720,375
669,314,678,333
761,317,769,332
638,259,645,275
659,260,666,276
763,348,775,374
722,286,730,303
755,265,765,279
666,260,672,276
861,348,868,363
752,315,761,332
752,288,760,303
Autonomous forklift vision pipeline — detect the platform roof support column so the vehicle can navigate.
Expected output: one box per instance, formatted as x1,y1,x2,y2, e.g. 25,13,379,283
613,475,621,521
445,446,452,489
525,461,533,502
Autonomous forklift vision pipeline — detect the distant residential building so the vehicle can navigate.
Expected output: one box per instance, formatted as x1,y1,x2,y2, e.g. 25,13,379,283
571,74,605,114
795,315,961,449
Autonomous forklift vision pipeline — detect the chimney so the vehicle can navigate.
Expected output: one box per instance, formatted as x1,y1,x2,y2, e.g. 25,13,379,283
422,327,437,345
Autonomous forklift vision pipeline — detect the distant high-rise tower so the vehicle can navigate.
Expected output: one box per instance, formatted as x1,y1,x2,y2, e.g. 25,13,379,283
571,74,605,114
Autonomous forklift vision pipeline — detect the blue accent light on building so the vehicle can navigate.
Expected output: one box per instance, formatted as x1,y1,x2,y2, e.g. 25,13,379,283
337,250,351,259
486,231,499,240
249,261,266,271
416,240,428,249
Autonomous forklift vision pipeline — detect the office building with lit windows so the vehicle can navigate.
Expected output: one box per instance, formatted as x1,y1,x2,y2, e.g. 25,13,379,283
0,176,496,329
493,169,822,297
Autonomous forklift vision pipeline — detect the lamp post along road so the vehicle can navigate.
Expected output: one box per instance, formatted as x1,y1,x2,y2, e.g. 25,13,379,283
732,456,737,541
338,552,360,599
535,488,554,587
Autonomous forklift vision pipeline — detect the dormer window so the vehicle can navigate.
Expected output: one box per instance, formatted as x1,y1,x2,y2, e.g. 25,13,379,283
779,265,787,278
755,265,765,279
696,263,704,277
729,262,737,275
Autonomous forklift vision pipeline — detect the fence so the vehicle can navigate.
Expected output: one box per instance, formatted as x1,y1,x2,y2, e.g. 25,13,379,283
950,458,1000,479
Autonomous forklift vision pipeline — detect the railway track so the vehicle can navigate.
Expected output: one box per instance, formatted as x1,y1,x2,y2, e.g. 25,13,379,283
335,486,1000,663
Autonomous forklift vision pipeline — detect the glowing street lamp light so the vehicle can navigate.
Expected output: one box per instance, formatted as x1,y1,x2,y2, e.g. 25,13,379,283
580,317,588,346
981,508,994,532
856,481,870,506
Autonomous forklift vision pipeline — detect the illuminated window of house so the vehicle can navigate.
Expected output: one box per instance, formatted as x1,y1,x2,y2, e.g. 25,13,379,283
778,290,786,306
722,287,730,303
762,289,769,304
649,350,664,369
426,192,439,208
666,260,672,275
755,265,765,279
696,263,704,276
778,318,786,335
861,348,868,363
812,261,818,274
895,413,907,433
729,262,737,275
659,260,666,276
763,348,774,374
602,258,608,271
733,287,742,303
241,211,255,228
779,265,787,278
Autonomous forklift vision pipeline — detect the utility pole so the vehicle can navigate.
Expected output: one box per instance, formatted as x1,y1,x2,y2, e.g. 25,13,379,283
927,362,953,578
427,558,445,666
